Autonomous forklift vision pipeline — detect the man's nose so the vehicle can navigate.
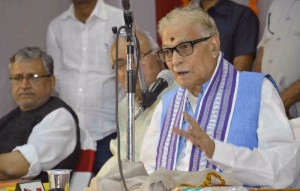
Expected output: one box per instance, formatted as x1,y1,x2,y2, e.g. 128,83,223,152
20,78,31,88
172,50,182,66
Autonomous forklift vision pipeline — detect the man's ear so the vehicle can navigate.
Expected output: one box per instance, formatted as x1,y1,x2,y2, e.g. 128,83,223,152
212,44,216,51
210,35,220,59
50,75,56,90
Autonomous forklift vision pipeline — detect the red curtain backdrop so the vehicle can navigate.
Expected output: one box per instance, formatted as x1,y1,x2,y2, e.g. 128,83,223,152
155,0,185,44
155,0,183,25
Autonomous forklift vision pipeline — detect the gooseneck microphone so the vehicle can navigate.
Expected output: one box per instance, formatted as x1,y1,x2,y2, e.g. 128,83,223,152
135,70,174,119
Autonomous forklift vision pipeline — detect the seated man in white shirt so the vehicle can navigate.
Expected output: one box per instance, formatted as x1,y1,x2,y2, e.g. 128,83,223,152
0,47,80,182
140,5,300,188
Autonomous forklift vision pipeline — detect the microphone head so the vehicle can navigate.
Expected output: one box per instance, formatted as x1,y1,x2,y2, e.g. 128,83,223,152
157,69,174,87
122,0,131,11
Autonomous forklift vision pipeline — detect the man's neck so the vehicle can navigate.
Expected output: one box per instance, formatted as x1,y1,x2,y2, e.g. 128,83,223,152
200,0,219,11
73,0,97,23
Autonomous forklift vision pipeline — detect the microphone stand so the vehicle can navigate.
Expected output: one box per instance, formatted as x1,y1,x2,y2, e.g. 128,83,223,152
116,3,147,191
123,1,136,163
102,1,149,190
125,35,150,162
126,41,135,163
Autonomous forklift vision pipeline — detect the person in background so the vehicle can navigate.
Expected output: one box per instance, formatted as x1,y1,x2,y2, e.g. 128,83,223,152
190,0,259,71
140,5,300,188
0,47,80,182
46,0,124,174
254,0,300,119
83,30,177,191
98,29,175,176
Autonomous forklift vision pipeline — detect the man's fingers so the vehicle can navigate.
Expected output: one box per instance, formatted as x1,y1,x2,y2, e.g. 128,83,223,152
183,112,202,130
173,127,189,138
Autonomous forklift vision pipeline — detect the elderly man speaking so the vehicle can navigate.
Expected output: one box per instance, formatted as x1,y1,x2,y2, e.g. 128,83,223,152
140,5,300,188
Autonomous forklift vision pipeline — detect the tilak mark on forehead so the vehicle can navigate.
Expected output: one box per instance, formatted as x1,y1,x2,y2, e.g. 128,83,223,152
170,37,175,42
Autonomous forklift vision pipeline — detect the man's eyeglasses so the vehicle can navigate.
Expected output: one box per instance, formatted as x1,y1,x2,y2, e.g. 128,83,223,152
141,49,155,59
156,36,212,62
9,74,52,85
112,49,156,71
112,59,127,71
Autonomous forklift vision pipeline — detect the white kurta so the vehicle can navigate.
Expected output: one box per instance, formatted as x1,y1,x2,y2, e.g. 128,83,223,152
14,108,77,178
140,79,300,188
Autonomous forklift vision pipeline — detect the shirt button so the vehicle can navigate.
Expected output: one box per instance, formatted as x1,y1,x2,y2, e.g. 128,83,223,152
277,37,281,41
286,17,290,21
79,88,82,92
269,59,273,64
82,47,86,51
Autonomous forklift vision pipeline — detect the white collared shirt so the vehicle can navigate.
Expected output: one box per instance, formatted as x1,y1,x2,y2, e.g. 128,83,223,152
46,0,125,141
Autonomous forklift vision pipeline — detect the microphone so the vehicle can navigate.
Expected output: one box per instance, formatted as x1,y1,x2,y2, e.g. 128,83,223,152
135,70,174,119
122,0,130,11
121,0,134,41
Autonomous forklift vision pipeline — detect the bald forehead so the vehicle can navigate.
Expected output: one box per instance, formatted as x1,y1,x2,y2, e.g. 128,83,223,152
161,22,204,47
111,32,151,58
136,33,151,49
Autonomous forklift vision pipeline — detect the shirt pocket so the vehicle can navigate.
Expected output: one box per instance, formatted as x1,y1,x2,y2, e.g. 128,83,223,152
94,41,113,73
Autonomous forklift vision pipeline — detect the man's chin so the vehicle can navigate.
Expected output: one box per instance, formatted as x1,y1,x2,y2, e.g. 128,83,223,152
17,101,35,111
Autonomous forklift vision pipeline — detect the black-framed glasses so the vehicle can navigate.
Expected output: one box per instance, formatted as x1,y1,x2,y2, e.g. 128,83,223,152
156,36,212,62
9,73,52,85
141,49,156,59
112,59,127,71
